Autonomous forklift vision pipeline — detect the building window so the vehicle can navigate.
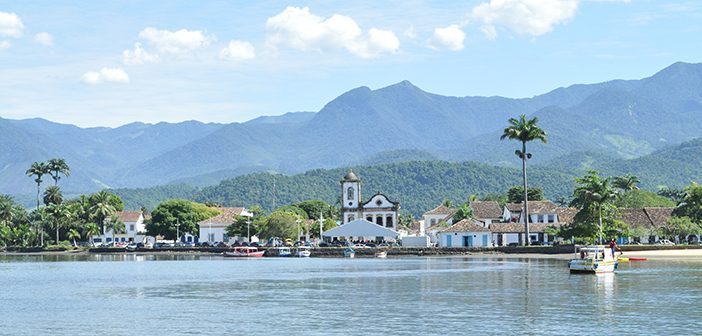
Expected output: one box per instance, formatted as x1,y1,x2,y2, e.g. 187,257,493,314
130,224,135,231
386,215,393,228
347,187,354,201
366,216,373,222
376,216,383,226
430,219,437,226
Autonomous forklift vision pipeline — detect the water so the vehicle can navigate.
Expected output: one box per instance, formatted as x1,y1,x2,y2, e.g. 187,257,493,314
1,254,701,336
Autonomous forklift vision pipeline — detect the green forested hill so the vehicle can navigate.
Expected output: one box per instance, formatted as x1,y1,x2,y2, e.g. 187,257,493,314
115,161,577,216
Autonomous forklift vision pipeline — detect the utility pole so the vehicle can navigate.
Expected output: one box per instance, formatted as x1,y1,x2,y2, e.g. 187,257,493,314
247,220,251,243
319,211,324,244
175,218,181,244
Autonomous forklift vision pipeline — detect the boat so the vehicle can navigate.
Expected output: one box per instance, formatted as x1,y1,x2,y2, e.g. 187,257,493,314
617,256,630,262
276,246,292,257
343,248,355,258
374,251,387,259
223,246,265,258
568,245,618,274
297,246,311,258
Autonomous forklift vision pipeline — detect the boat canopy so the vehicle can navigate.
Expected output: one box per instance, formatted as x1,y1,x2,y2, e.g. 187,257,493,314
322,219,400,238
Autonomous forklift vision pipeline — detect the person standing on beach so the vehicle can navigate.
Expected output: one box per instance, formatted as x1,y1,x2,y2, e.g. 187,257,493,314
609,239,618,256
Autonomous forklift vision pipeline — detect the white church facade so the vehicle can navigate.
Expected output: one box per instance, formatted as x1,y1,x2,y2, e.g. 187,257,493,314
340,170,400,230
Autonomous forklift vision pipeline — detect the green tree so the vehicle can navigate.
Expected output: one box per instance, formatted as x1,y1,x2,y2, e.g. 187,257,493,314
674,183,702,222
47,158,70,186
612,174,640,191
44,203,72,244
657,216,700,242
293,200,337,220
89,191,117,235
106,215,125,243
506,186,544,203
259,210,301,240
442,199,453,207
84,223,101,246
26,161,49,210
452,203,473,223
225,215,258,240
500,114,547,246
147,199,220,240
43,185,63,206
67,228,81,247
569,170,620,243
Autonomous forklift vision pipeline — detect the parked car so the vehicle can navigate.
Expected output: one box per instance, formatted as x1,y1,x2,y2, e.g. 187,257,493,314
126,243,138,251
657,239,675,245
319,242,330,247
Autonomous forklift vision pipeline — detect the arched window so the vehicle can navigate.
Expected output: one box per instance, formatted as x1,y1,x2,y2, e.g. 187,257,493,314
347,187,355,201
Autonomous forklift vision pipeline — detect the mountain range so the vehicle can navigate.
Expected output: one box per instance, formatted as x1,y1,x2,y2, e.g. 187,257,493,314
2,61,702,200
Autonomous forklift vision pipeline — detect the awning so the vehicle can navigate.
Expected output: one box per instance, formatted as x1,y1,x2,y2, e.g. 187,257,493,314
323,219,399,238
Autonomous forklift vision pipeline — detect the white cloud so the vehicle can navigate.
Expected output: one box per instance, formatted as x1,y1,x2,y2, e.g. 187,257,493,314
471,0,579,38
0,40,10,50
219,40,256,61
429,24,466,51
122,42,160,65
80,67,130,85
265,6,400,58
0,11,23,38
138,27,212,54
33,32,54,46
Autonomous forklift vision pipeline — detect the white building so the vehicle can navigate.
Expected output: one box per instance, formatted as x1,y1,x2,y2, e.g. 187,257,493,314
421,204,456,235
502,201,561,224
438,219,493,248
340,170,400,230
93,211,146,244
198,207,254,244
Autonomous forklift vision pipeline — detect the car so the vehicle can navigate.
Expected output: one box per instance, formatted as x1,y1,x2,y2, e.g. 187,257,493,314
351,244,368,249
126,243,138,251
215,242,228,248
319,242,330,247
657,239,675,245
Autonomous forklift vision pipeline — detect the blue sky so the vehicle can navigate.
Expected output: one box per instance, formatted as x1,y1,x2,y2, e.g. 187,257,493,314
0,0,700,127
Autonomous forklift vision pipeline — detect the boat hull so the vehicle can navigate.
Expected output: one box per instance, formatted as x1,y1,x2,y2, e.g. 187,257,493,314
568,259,617,273
223,251,265,258
297,251,311,257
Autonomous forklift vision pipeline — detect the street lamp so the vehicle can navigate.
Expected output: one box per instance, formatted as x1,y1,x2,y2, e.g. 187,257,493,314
296,219,302,242
246,220,251,243
174,218,181,244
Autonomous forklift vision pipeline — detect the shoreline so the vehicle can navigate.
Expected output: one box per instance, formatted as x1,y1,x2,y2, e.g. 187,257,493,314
3,248,702,260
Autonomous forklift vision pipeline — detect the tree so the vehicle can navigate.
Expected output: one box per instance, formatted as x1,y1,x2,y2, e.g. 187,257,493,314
442,199,453,207
452,203,473,223
43,185,63,206
44,203,72,244
225,215,259,240
67,229,81,247
612,174,640,191
26,161,49,245
570,170,620,244
106,215,125,243
259,210,301,240
507,186,544,203
673,183,702,222
84,223,101,246
294,200,338,221
500,114,547,246
657,216,700,242
147,199,220,240
89,191,117,235
657,188,686,204
47,158,70,186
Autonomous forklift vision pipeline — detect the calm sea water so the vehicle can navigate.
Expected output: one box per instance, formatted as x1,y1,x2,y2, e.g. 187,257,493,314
1,254,701,336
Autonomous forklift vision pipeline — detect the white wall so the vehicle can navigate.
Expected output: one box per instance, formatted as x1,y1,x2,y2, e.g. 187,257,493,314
439,232,492,247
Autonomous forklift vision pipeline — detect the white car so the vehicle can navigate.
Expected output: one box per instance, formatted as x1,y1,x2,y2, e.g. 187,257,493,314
657,239,675,245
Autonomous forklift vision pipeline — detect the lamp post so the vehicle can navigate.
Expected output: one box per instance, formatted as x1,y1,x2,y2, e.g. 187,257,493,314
296,219,302,243
246,220,251,243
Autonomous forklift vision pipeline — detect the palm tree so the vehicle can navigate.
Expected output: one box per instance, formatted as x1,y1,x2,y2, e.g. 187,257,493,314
26,161,50,245
500,115,547,246
106,215,125,244
44,203,72,244
43,185,63,206
613,174,640,191
89,191,116,236
571,170,619,244
67,229,81,247
0,195,14,226
84,223,101,246
47,158,70,186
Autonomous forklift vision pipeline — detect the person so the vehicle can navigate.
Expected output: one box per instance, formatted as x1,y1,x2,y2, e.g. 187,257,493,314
609,239,618,256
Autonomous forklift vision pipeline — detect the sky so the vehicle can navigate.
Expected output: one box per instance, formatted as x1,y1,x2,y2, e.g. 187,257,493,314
0,0,700,127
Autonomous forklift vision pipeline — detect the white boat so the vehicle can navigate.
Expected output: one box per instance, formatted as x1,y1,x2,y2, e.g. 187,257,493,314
374,251,387,259
297,246,311,258
276,246,292,257
223,246,265,258
343,248,355,258
568,245,618,274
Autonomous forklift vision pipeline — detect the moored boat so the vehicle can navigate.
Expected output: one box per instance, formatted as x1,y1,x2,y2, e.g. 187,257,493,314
276,246,292,257
223,246,265,258
568,245,618,274
374,251,387,259
297,246,311,258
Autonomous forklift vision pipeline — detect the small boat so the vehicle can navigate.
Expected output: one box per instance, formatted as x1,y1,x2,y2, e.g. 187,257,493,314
568,245,618,274
374,251,387,259
297,246,311,258
223,246,265,258
276,246,292,257
617,256,630,262
343,248,355,258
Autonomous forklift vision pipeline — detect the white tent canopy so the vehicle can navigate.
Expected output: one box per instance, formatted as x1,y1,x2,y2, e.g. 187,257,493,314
323,219,399,238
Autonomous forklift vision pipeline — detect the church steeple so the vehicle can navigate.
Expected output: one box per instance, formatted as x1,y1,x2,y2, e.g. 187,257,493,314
341,169,361,212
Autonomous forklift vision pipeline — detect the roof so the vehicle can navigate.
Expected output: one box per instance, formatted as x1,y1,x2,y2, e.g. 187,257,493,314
198,207,247,225
556,208,578,225
505,201,559,214
618,207,674,229
425,221,451,232
470,201,502,219
342,169,360,182
441,219,491,233
424,204,456,216
322,219,399,238
116,211,142,223
489,222,551,233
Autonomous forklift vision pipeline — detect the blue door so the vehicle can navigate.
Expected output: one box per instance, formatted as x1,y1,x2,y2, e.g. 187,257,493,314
446,235,452,247
482,234,489,247
463,236,473,247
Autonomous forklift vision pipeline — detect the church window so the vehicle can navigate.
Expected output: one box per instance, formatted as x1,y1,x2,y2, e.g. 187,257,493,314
375,216,383,226
386,215,393,228
347,187,354,201
376,199,383,206
366,216,373,222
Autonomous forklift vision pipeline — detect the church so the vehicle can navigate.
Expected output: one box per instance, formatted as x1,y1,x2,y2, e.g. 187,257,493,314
340,169,400,230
